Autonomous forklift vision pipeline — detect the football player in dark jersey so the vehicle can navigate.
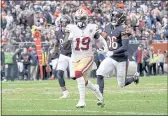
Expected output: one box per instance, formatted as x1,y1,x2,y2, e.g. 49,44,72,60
55,15,73,98
96,10,140,97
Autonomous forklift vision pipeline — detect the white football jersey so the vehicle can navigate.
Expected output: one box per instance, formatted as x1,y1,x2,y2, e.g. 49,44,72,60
66,24,98,62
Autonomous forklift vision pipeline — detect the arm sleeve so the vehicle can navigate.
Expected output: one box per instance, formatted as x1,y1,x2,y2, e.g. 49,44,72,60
62,25,73,46
65,25,73,41
62,32,71,46
94,31,100,40
55,33,59,47
113,39,129,55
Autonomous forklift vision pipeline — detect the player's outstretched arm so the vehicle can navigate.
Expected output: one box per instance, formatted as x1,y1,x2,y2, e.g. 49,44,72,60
94,32,108,53
63,31,70,44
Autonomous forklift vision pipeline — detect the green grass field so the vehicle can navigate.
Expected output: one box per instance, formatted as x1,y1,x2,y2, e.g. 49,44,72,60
1,76,168,115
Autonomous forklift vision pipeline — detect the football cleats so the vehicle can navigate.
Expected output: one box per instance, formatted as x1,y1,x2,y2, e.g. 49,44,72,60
59,90,70,99
76,101,86,108
133,72,140,84
111,10,126,26
74,9,88,29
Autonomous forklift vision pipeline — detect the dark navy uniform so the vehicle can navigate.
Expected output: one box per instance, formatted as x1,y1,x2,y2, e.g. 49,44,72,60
56,29,74,78
97,12,139,98
56,29,72,57
103,24,129,62
97,23,135,88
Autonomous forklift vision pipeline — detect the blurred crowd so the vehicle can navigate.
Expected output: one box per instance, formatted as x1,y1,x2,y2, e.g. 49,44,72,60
133,45,167,77
1,0,168,81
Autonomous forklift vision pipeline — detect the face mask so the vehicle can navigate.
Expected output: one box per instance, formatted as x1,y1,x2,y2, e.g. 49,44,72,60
77,22,86,28
61,26,65,32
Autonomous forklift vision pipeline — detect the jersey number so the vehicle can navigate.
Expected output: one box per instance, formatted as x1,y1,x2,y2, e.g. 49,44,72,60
108,36,118,49
59,39,64,47
75,37,91,51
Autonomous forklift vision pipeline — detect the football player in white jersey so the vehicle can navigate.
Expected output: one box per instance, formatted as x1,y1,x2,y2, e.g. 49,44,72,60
63,9,108,108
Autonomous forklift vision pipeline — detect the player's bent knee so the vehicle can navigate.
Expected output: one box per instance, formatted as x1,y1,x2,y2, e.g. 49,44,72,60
56,70,64,79
75,71,83,78
97,75,104,79
96,69,104,76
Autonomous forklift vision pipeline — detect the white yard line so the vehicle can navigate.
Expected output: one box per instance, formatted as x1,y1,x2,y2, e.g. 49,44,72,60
7,83,49,86
5,109,167,115
145,83,167,86
2,88,167,95
2,88,167,92
3,98,167,102
104,89,167,94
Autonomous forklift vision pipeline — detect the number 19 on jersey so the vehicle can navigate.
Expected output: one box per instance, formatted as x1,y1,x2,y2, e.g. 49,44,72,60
75,37,91,51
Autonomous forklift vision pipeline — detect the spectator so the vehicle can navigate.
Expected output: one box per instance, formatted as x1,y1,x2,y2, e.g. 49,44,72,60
142,47,150,76
140,2,148,13
1,46,5,81
145,12,153,29
43,6,52,24
6,11,14,28
163,25,168,40
133,45,144,76
149,47,157,76
4,47,20,81
20,47,31,80
155,21,163,40
157,50,165,75
161,6,168,17
1,16,7,30
16,48,24,80
30,47,39,80
41,47,50,80
162,15,168,29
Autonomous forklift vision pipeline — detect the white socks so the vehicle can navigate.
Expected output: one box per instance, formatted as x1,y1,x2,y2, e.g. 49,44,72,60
86,80,103,101
76,76,85,103
76,78,104,104
86,80,96,91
